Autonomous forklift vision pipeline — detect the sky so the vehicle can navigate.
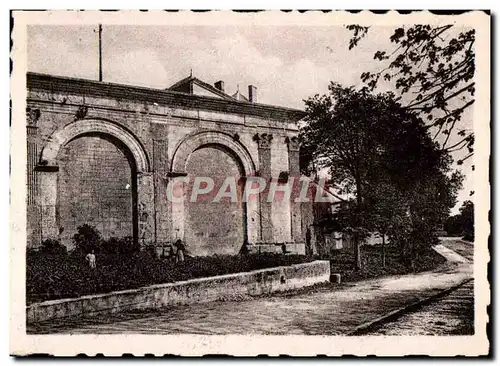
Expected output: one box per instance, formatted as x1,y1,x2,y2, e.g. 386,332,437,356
26,24,474,214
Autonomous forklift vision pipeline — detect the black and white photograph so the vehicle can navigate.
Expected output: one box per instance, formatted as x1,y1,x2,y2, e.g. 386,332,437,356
9,10,490,356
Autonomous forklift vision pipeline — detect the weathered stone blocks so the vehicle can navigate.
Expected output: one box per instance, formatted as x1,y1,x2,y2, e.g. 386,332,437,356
27,73,309,256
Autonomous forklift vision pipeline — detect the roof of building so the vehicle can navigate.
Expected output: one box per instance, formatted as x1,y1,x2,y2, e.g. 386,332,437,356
27,73,306,122
232,90,249,102
167,75,235,101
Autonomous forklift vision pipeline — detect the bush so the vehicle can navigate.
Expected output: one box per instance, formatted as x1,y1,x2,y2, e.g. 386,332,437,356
73,224,101,253
327,243,446,282
26,242,446,305
40,239,67,255
26,251,311,304
101,236,136,255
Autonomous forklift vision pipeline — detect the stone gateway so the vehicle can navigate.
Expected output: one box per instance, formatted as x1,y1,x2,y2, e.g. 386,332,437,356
26,73,314,256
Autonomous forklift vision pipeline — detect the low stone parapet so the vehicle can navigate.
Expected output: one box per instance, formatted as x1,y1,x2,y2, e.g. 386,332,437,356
27,260,331,324
247,242,306,255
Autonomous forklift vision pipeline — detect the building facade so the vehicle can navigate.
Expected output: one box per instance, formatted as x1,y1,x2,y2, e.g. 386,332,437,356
26,73,310,256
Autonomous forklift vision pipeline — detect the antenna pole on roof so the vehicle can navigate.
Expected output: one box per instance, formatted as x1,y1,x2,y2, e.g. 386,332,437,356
190,68,193,77
98,24,103,82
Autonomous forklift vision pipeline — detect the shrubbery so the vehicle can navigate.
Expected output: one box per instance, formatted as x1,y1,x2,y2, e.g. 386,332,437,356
40,239,67,255
72,224,138,255
26,223,316,304
72,224,102,254
26,249,310,304
27,224,447,304
327,243,445,283
101,236,136,255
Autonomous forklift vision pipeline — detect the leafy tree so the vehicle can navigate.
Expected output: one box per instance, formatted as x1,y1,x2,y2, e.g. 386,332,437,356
346,24,475,164
301,83,463,270
332,200,370,269
444,200,474,240
404,169,463,267
299,142,316,176
364,182,406,267
459,200,475,241
301,84,403,268
363,162,462,268
371,133,462,262
444,214,462,236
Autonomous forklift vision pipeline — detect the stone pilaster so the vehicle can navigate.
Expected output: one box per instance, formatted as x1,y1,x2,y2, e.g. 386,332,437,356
253,133,273,243
27,107,41,247
168,173,188,242
152,138,169,245
286,136,303,244
36,167,59,242
26,107,40,206
137,172,155,248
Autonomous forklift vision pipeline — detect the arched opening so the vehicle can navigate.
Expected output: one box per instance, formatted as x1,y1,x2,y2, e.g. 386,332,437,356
37,119,153,249
169,130,258,254
56,133,138,248
183,144,248,256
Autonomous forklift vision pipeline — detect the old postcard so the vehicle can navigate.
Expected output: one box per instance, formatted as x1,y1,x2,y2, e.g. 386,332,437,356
10,10,490,356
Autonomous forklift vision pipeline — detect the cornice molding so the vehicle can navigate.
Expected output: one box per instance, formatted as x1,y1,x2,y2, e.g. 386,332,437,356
27,73,306,123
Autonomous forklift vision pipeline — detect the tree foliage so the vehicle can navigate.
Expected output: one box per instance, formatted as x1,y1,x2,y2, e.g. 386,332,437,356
444,200,474,240
301,83,453,201
301,83,463,269
73,224,102,254
40,239,67,255
346,24,475,164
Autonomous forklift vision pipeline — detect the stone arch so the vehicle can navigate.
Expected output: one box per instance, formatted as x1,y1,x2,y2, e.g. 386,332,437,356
37,119,155,248
171,130,255,176
169,130,259,251
41,119,150,173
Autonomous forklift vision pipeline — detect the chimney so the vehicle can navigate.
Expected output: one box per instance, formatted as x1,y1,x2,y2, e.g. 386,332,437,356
214,80,225,93
248,85,257,103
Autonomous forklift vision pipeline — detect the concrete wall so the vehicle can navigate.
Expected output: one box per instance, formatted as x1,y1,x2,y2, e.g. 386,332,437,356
27,260,331,324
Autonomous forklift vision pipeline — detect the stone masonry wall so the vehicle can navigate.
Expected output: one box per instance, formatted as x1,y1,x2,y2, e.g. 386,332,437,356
57,135,135,248
183,146,245,256
27,74,306,255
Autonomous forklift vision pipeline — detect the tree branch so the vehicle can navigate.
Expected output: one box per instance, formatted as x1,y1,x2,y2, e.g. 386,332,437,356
407,82,474,111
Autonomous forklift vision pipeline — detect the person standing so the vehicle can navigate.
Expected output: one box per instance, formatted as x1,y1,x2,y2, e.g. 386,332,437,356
85,249,96,269
175,239,185,263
